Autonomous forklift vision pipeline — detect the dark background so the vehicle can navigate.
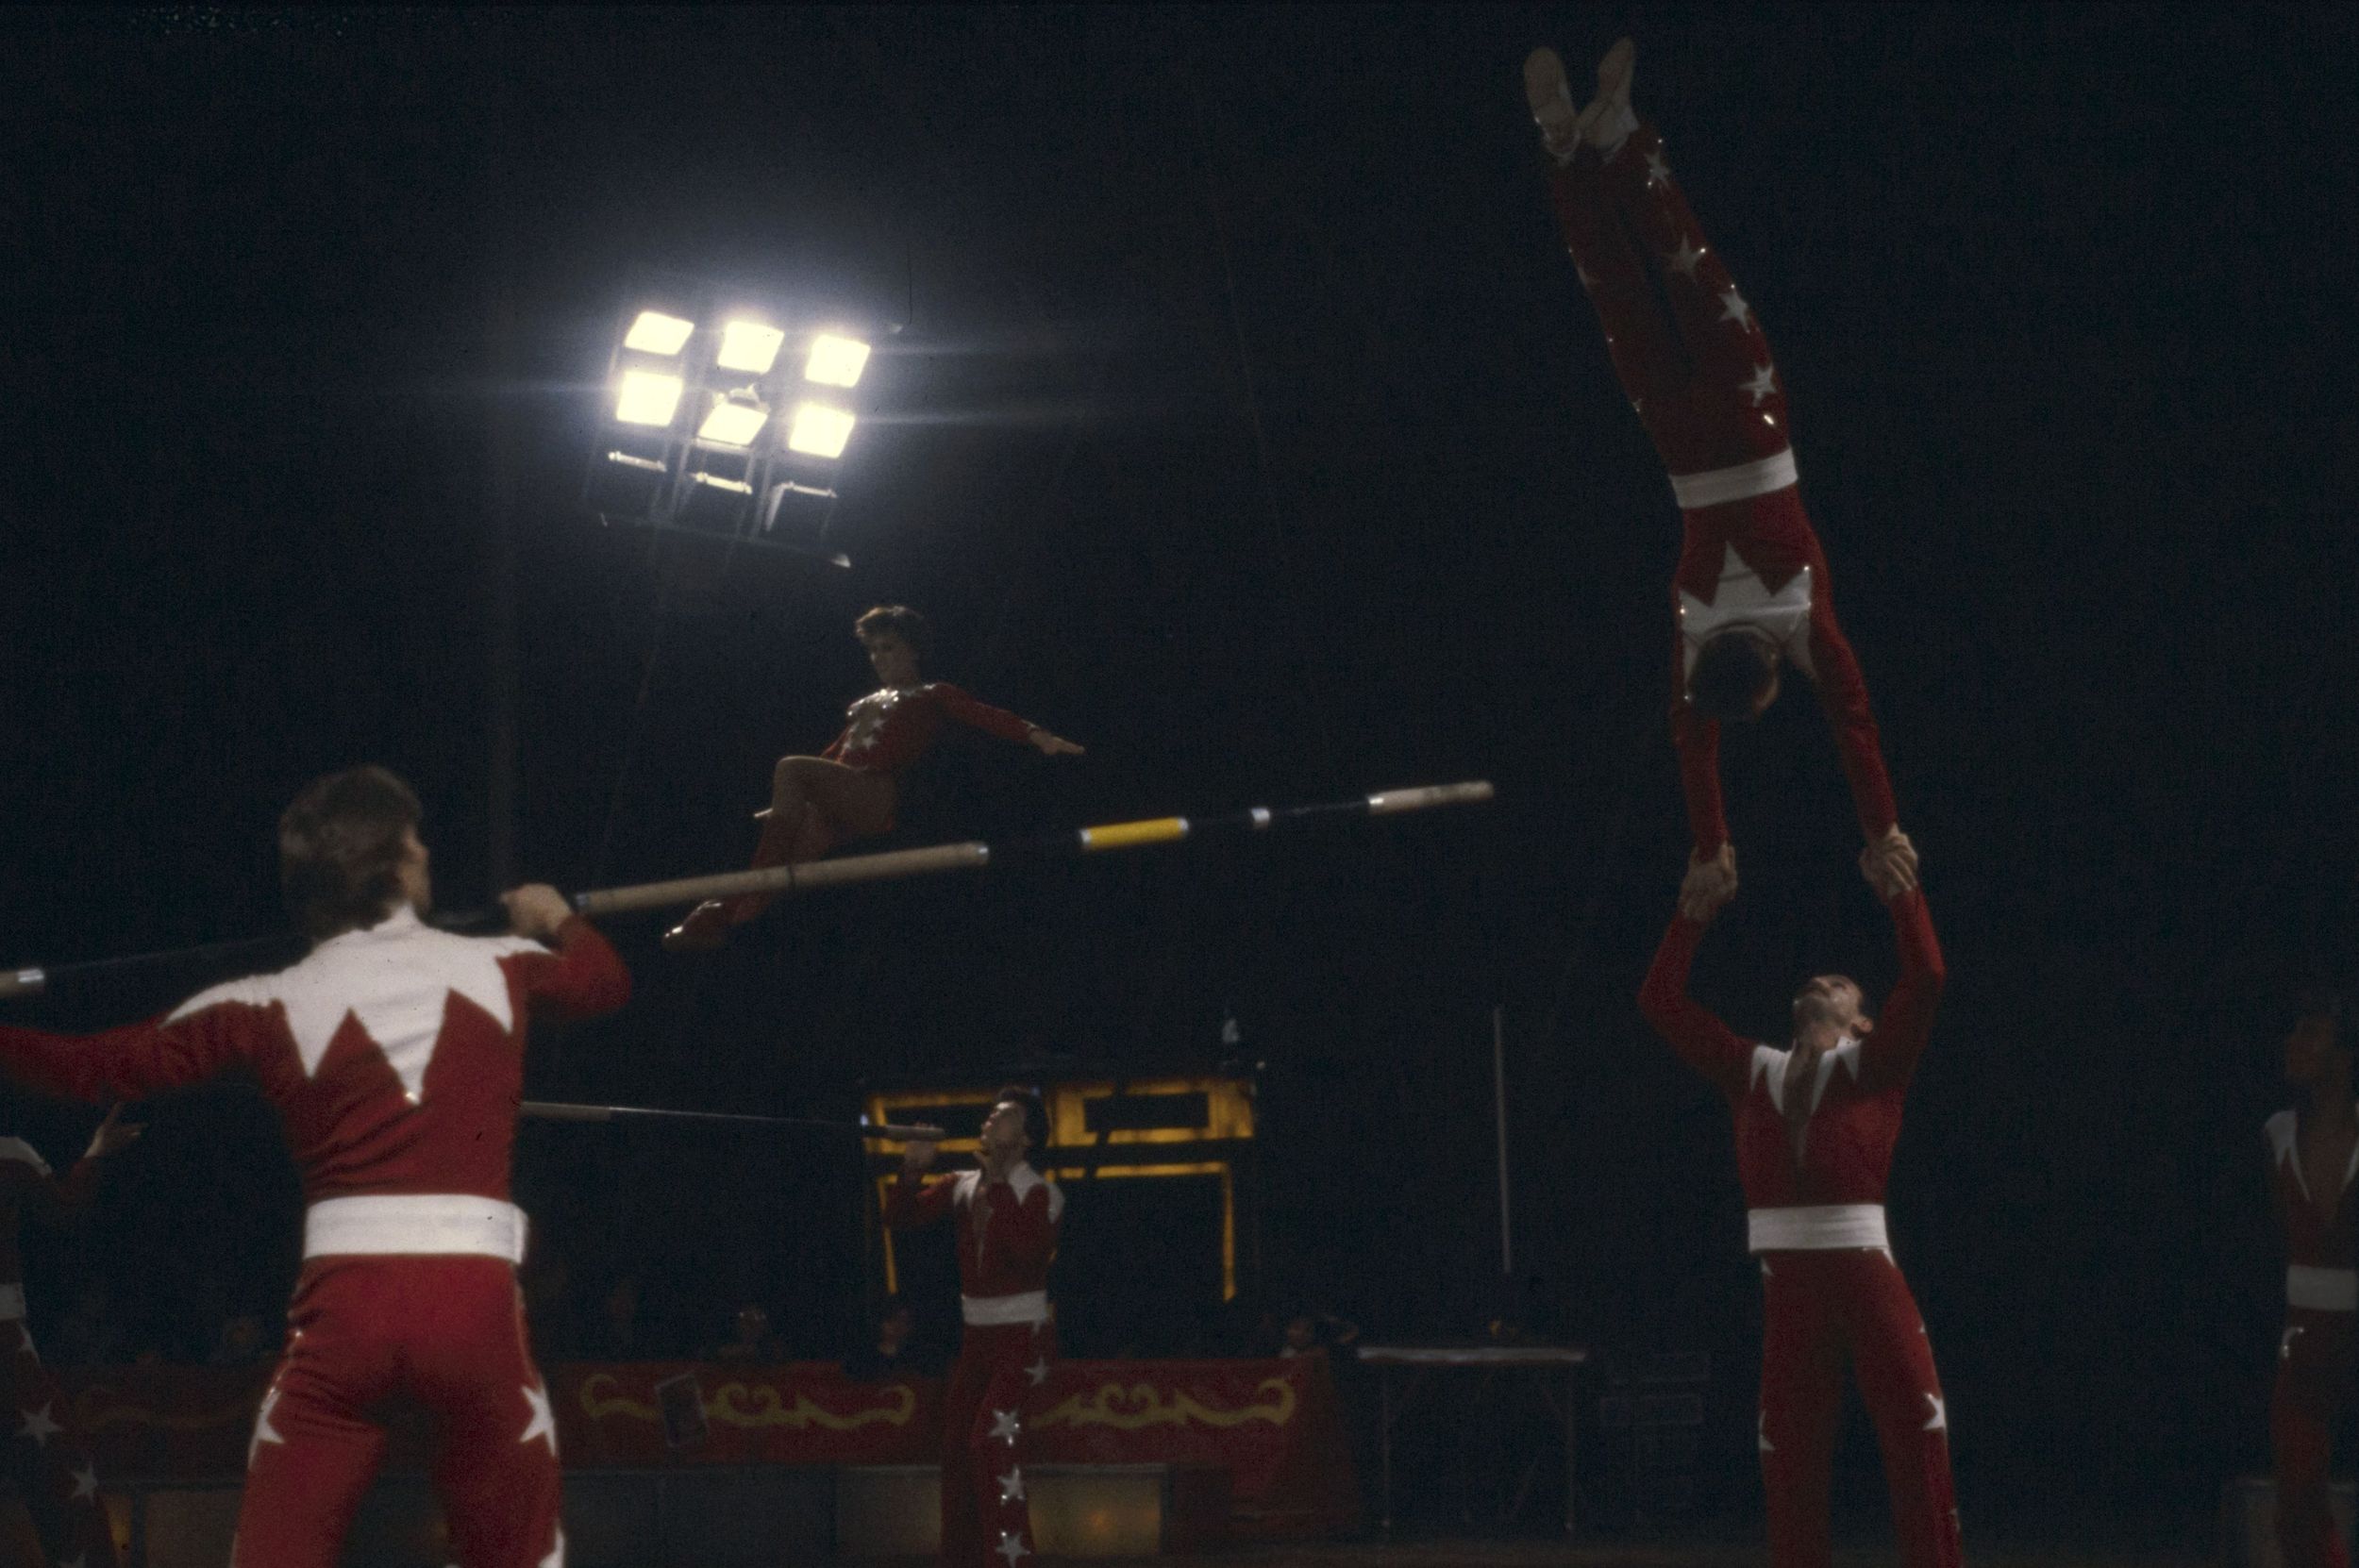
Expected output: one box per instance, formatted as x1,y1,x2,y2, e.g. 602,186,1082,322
3,2,2355,1541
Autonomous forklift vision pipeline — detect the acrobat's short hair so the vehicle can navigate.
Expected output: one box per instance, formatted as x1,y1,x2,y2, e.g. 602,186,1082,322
279,765,422,941
855,604,931,658
1687,631,1779,724
994,1084,1050,1159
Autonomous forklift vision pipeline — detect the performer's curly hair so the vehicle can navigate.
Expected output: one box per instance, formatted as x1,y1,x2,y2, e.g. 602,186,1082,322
855,604,931,659
994,1084,1051,1159
1687,631,1779,724
279,765,423,941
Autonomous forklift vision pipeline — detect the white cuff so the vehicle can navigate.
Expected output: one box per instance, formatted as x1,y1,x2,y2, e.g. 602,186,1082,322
962,1290,1050,1326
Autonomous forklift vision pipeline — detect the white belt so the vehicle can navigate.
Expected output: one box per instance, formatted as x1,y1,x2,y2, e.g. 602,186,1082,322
1748,1203,1889,1254
962,1290,1049,1327
1669,448,1799,511
303,1195,527,1263
2288,1266,2358,1311
0,1282,24,1322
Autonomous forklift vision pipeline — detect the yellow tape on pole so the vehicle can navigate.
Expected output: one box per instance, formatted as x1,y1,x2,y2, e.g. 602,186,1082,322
1078,817,1191,852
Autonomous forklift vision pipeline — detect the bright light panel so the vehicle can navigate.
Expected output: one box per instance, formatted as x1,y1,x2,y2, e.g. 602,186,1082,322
615,370,685,427
787,402,856,459
804,333,872,388
717,321,786,375
698,400,769,446
624,310,695,356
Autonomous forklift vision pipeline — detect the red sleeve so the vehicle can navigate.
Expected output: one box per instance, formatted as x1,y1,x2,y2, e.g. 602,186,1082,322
1802,616,1899,842
882,1172,959,1230
1672,702,1730,856
1859,889,1945,1093
929,684,1038,746
508,917,630,1022
986,1180,1059,1273
1637,909,1754,1100
0,998,263,1104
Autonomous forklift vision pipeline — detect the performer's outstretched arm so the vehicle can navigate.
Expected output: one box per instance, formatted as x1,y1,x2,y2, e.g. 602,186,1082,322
501,896,631,1021
1858,887,1946,1093
1637,905,1755,1100
934,684,1084,757
883,1133,959,1229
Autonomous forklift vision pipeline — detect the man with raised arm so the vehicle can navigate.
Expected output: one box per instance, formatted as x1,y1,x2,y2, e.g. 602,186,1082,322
1637,833,1958,1566
886,1088,1062,1568
2267,987,2358,1568
0,765,630,1568
1525,38,1916,920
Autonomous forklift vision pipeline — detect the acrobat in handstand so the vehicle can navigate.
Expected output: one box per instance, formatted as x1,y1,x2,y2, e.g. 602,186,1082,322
1526,39,1916,916
664,604,1084,951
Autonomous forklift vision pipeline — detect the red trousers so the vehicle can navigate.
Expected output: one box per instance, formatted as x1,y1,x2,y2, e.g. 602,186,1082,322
2273,1308,2354,1568
1548,122,1897,851
3,1318,122,1568
938,1318,1055,1568
1758,1248,1960,1568
233,1256,561,1568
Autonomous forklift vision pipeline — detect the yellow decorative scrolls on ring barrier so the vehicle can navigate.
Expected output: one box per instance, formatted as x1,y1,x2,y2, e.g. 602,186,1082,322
1034,1376,1296,1432
577,1373,916,1430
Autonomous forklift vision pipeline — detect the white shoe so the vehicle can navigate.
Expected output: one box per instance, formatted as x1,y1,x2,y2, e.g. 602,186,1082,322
1522,47,1581,163
1576,37,1638,154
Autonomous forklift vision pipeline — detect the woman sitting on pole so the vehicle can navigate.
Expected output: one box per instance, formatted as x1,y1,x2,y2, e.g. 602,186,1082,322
663,605,1084,952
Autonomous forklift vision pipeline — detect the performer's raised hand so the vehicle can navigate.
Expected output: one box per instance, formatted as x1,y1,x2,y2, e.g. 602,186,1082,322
1028,727,1085,758
1681,842,1738,924
1860,827,1919,901
84,1103,143,1159
501,884,575,941
900,1126,945,1176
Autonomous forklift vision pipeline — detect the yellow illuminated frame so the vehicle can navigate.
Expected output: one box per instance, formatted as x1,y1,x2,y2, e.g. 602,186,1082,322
866,1077,1253,1301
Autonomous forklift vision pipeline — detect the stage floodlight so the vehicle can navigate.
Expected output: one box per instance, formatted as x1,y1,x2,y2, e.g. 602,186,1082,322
697,398,769,447
804,333,872,388
786,402,856,459
615,369,686,427
624,310,696,356
717,320,786,375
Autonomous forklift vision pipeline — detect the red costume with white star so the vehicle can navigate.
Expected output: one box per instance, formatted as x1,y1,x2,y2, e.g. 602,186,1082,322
2,1137,121,1568
825,682,1041,785
1639,889,1958,1568
0,905,629,1568
2266,1107,2357,1568
1547,119,1899,856
885,1161,1062,1568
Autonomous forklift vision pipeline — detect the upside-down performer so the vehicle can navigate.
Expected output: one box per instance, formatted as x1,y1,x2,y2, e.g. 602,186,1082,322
886,1090,1062,1568
0,767,630,1568
1526,39,1915,919
664,605,1084,952
2,1106,141,1568
1638,833,1959,1567
2267,988,2357,1568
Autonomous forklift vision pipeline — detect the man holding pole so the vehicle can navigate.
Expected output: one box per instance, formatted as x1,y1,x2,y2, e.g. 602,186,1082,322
886,1089,1062,1568
0,765,629,1568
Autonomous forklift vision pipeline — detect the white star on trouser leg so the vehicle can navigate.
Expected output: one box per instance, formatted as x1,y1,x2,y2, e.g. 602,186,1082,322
1026,1358,1049,1387
995,1530,1031,1566
248,1386,284,1466
1742,363,1779,406
1665,237,1704,277
19,1402,62,1446
539,1525,566,1567
1922,1393,1948,1432
1719,289,1754,331
72,1461,99,1500
520,1381,558,1454
997,1467,1026,1504
989,1408,1021,1444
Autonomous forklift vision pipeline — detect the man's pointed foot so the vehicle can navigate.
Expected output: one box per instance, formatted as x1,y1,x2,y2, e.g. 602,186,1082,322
1578,37,1638,153
661,902,733,953
1523,46,1581,163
